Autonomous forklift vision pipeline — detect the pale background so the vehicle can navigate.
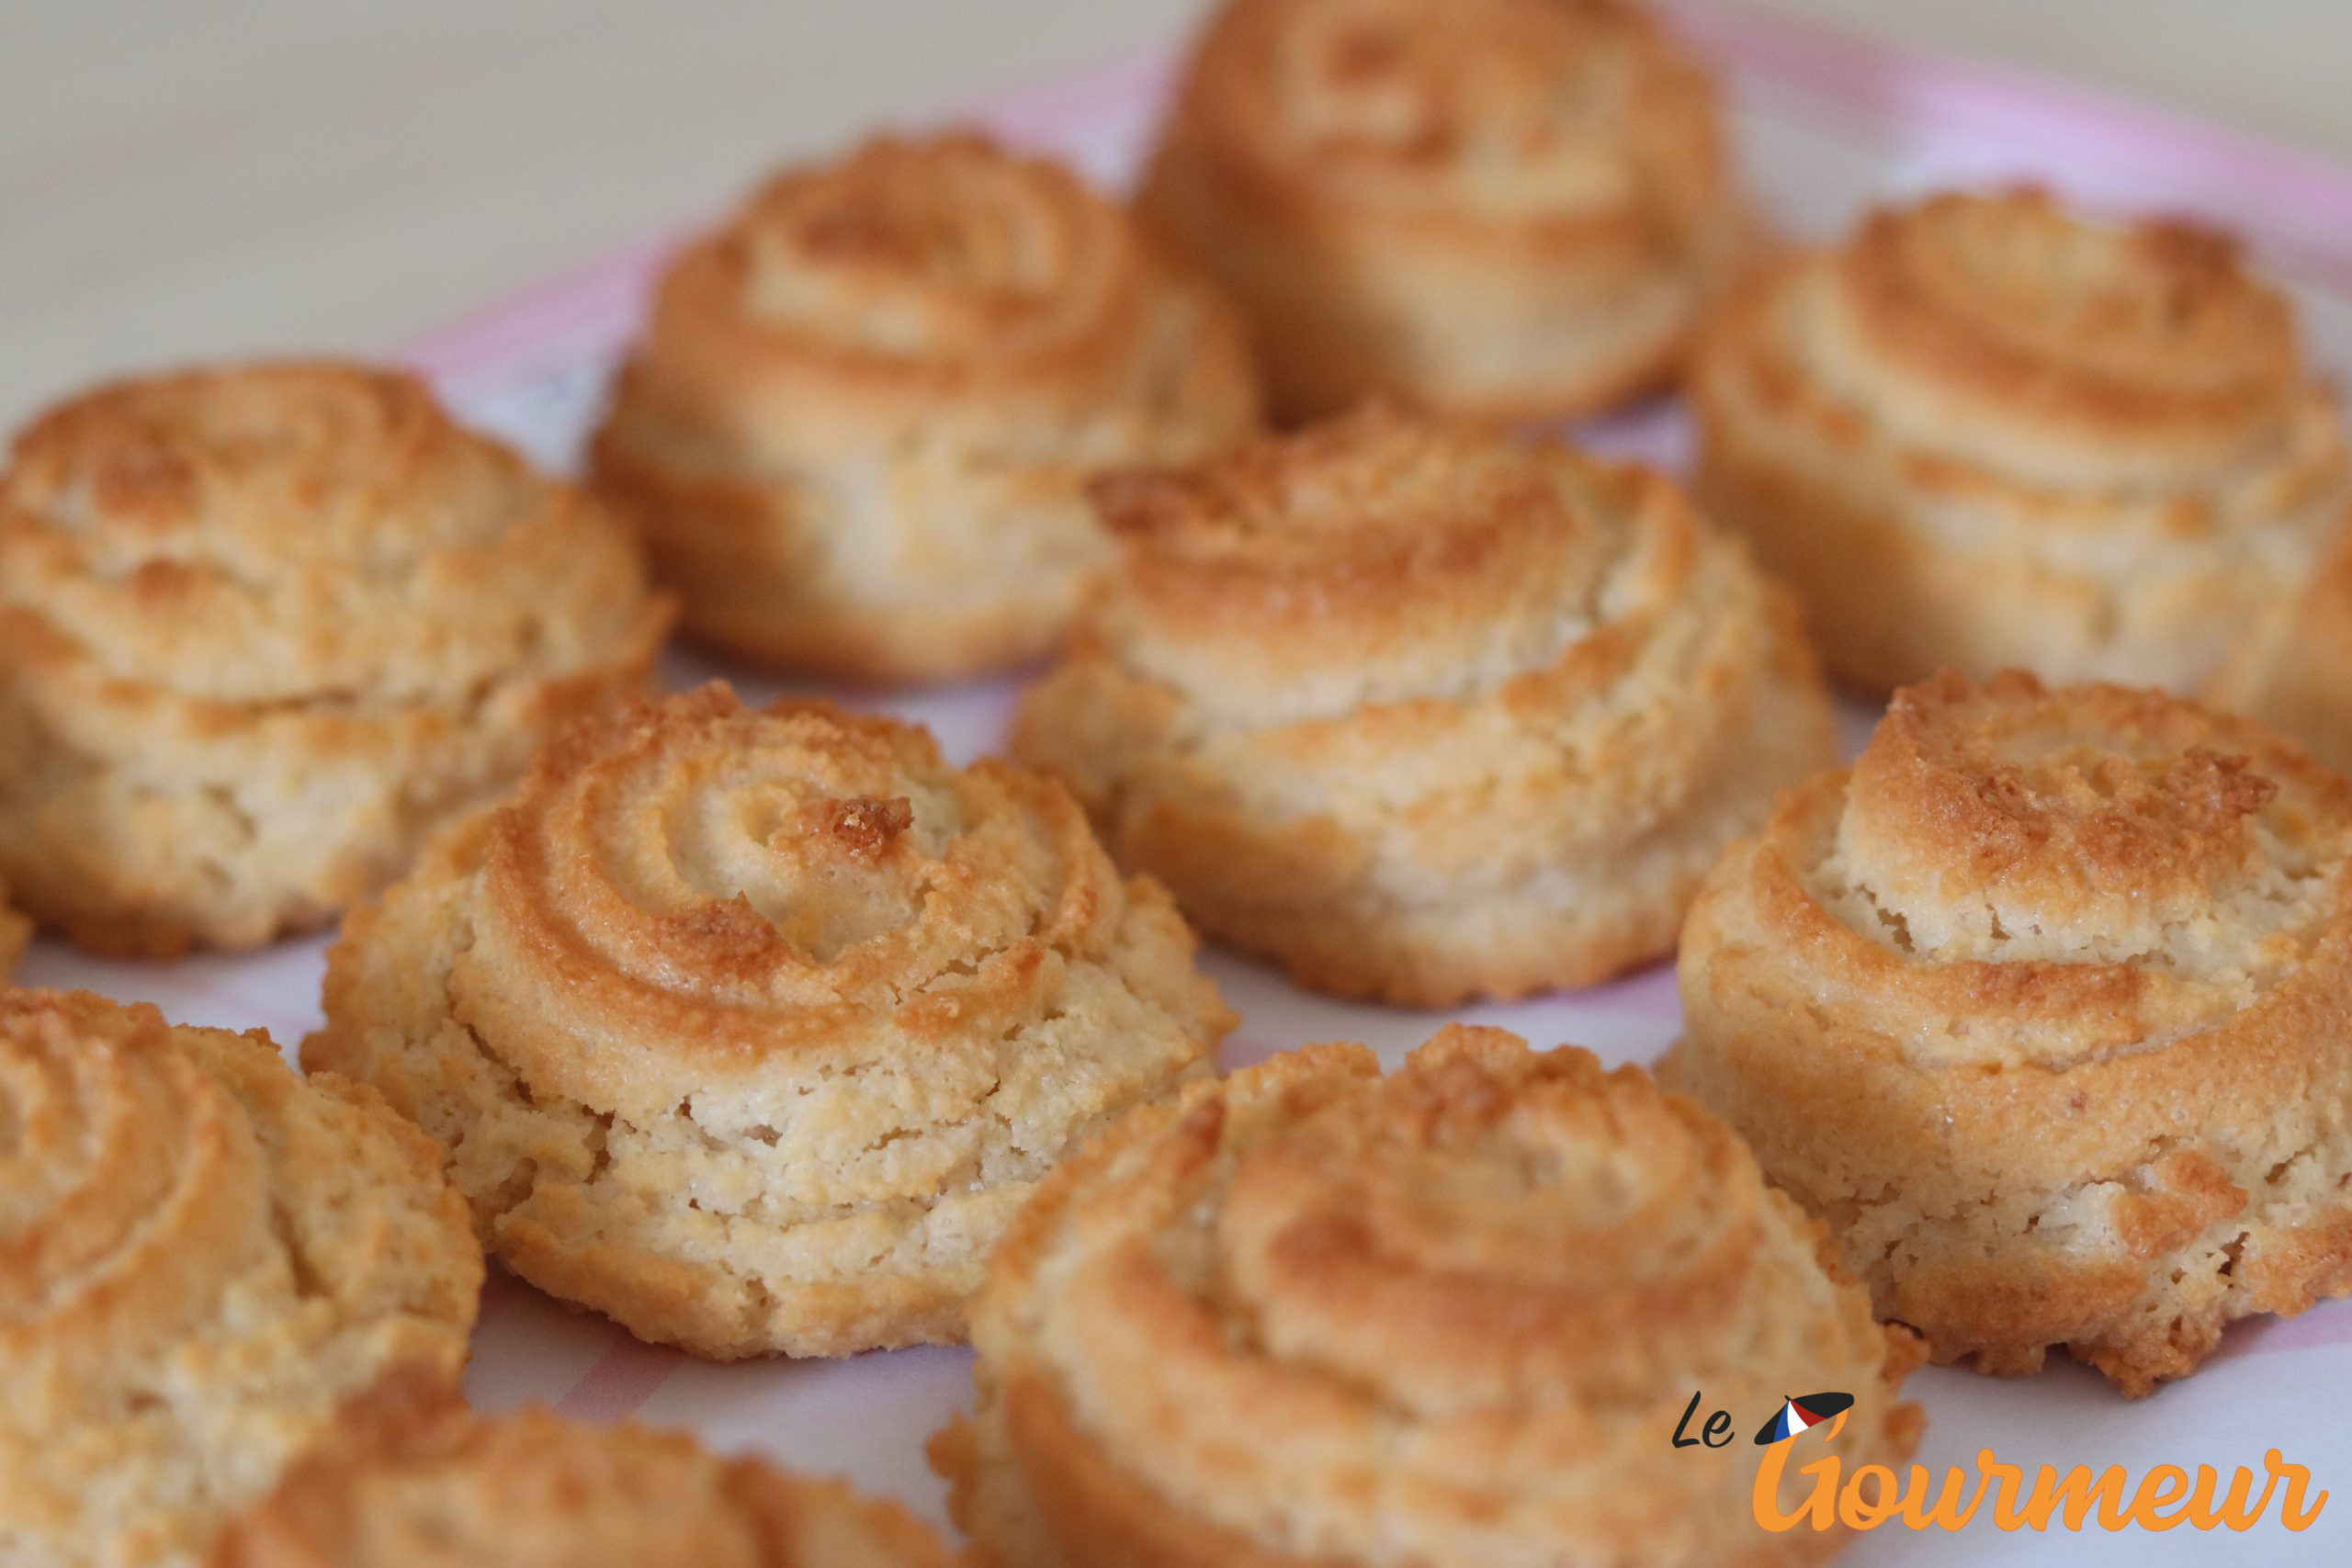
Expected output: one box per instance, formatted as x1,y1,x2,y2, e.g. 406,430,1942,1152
6,0,2352,432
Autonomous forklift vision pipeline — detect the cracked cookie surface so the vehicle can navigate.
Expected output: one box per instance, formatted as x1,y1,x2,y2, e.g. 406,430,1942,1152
305,684,1230,1359
0,989,481,1568
1661,670,2352,1394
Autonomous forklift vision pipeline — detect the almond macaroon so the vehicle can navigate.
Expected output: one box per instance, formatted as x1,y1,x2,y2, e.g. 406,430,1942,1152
1140,0,1755,421
592,131,1260,683
1014,404,1835,1006
0,990,481,1568
307,685,1231,1359
209,1371,956,1568
0,361,672,955
935,1026,1922,1567
1664,671,2352,1394
1691,188,2348,694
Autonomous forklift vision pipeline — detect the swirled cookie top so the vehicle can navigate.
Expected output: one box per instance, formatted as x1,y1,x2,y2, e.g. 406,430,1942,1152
1781,189,2333,491
1759,673,2352,1066
0,362,648,707
665,133,1156,383
1189,0,1724,225
458,685,1146,1112
1089,404,1705,721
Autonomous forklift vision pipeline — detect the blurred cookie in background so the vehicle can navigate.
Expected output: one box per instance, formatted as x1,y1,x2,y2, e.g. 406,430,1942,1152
1140,0,1756,422
0,361,672,956
1691,188,2347,694
2211,514,2352,773
593,131,1260,684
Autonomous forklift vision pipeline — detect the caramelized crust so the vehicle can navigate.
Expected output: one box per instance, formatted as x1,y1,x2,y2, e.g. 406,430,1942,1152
306,684,1230,1359
1014,405,1835,1005
593,132,1260,682
1140,0,1754,420
2211,517,2352,773
209,1371,956,1568
1692,189,2349,694
933,1028,1921,1567
0,361,672,955
1662,671,2352,1393
0,990,481,1568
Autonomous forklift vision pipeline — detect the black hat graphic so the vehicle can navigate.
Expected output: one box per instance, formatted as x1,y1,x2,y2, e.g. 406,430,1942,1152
1754,1392,1855,1445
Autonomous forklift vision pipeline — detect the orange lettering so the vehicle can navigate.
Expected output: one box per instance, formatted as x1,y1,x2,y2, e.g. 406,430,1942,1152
1838,1465,1901,1531
1981,1452,2030,1530
2016,1464,2132,1531
2128,1465,2191,1530
1898,1463,1986,1531
1755,1439,2325,1534
1751,1440,1840,1533
2187,1462,2275,1531
2268,1450,2329,1531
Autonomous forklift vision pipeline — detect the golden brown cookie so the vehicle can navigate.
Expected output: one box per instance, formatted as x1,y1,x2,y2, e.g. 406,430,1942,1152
305,684,1231,1359
2211,516,2352,773
1661,671,2352,1395
208,1371,956,1568
933,1026,1924,1568
0,361,673,957
1691,188,2348,694
592,131,1261,683
0,990,482,1568
1139,0,1754,422
1013,404,1836,1005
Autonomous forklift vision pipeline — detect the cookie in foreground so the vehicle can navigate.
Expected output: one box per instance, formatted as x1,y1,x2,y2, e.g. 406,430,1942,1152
1662,671,2352,1395
0,989,481,1568
206,1370,956,1568
1690,187,2347,694
1013,403,1836,1006
305,683,1232,1359
0,360,672,956
933,1026,1923,1568
1139,0,1755,421
592,130,1260,683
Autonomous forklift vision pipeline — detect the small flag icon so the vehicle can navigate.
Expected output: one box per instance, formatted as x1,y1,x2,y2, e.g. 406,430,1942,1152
1754,1392,1855,1445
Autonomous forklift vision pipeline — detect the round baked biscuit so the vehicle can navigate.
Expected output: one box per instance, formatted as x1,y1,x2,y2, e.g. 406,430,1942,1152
592,131,1260,683
1013,404,1836,1006
1691,188,2348,694
0,361,673,956
208,1371,956,1568
934,1026,1923,1568
1663,671,2352,1395
1139,0,1755,421
0,989,482,1568
305,683,1232,1359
